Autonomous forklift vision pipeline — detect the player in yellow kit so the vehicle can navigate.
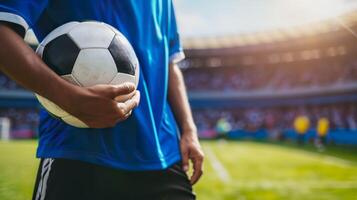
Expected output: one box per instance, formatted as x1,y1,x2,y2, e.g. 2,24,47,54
294,115,310,145
317,117,329,146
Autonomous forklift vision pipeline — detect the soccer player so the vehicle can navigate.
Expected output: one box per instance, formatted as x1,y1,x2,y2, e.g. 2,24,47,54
0,1,204,200
316,117,329,146
294,115,310,145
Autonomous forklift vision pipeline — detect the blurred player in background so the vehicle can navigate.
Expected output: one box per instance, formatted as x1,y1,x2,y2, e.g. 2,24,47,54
294,115,310,145
316,117,330,150
215,117,232,139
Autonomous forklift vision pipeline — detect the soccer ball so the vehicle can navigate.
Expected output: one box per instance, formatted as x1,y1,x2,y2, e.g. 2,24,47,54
35,21,140,128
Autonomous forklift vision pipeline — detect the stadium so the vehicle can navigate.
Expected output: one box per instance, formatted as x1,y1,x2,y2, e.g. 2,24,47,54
183,11,357,144
1,3,357,200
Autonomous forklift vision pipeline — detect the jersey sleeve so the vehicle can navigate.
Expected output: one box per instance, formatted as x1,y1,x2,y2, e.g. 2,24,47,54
168,1,185,64
0,0,49,37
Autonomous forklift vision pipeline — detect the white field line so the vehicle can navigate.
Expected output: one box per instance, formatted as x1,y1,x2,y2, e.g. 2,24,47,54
232,180,357,189
204,145,231,183
321,155,357,167
295,150,357,167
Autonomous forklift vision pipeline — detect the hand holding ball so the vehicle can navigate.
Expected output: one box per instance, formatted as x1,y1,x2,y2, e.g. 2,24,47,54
35,21,140,128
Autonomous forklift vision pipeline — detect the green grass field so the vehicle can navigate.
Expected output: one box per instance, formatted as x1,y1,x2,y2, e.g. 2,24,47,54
1,140,357,200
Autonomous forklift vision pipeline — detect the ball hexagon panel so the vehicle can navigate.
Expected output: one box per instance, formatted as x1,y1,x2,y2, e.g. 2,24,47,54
104,23,120,35
115,34,138,65
72,49,118,87
40,22,80,47
108,35,137,75
42,34,80,76
68,22,115,49
105,22,140,82
110,72,136,85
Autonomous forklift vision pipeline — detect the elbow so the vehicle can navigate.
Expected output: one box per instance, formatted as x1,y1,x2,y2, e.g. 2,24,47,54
170,63,182,77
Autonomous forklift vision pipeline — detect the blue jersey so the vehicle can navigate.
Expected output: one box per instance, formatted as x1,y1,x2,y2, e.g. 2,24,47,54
0,0,185,170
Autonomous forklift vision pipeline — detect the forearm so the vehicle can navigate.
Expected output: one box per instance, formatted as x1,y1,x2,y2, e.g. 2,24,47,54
0,24,78,108
169,64,204,184
168,63,196,133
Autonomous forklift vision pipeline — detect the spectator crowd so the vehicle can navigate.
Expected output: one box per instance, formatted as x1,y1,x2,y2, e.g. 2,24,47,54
183,61,357,92
0,108,39,138
0,72,25,90
1,103,355,139
1,56,357,139
193,103,357,134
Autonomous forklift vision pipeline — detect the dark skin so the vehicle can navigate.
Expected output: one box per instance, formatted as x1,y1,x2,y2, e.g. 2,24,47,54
168,63,204,185
0,24,140,128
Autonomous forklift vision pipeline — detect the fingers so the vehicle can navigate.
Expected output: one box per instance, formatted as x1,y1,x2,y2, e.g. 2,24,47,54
124,91,140,111
117,91,140,114
190,156,204,185
110,82,136,98
80,83,139,128
181,149,189,172
114,91,140,122
114,90,136,102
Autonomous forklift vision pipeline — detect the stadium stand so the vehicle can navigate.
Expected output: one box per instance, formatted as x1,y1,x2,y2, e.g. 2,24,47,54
0,72,26,91
183,62,357,91
0,108,38,138
182,11,357,143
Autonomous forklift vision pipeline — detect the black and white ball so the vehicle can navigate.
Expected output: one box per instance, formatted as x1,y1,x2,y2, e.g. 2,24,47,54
35,21,140,128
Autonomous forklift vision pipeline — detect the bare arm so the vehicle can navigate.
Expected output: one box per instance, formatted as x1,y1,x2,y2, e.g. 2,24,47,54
0,24,76,104
0,24,139,128
168,63,196,133
168,63,204,185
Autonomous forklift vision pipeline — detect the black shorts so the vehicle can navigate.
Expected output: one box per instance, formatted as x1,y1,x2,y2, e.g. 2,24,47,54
32,158,195,200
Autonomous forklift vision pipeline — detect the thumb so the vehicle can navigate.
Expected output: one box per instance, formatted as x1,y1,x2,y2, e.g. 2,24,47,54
110,82,136,99
181,149,189,172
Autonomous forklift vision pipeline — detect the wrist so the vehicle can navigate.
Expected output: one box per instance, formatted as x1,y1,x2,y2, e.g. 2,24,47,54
181,121,197,135
49,79,81,112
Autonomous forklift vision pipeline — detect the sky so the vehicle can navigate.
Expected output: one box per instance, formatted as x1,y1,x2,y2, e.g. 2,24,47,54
174,0,357,38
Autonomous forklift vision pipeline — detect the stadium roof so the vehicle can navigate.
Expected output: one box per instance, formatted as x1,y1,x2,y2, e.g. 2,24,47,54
25,10,357,49
183,11,357,49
